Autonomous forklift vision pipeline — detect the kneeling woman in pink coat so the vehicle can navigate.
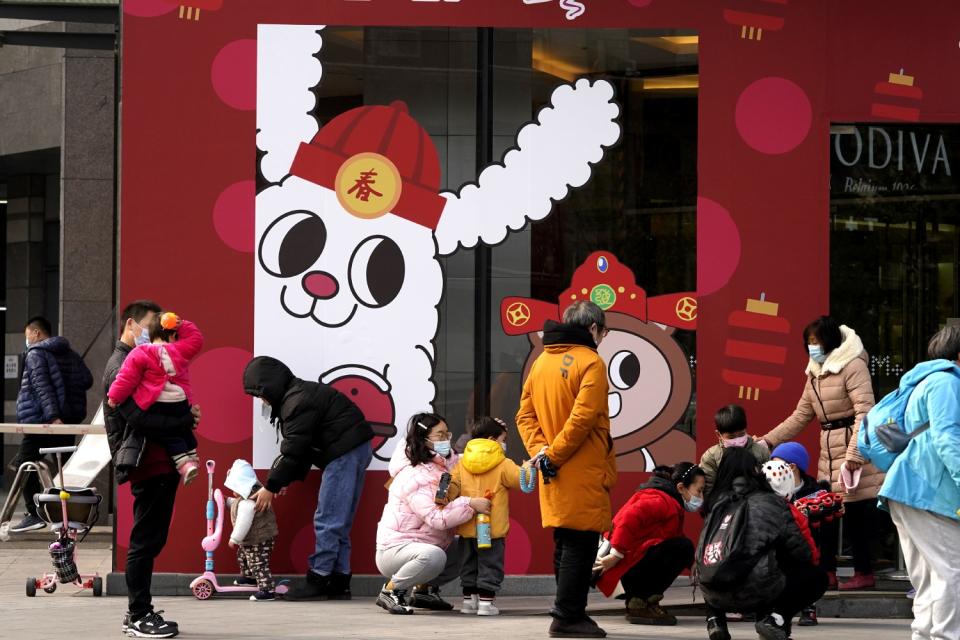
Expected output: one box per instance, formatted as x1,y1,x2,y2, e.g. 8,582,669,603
375,413,491,615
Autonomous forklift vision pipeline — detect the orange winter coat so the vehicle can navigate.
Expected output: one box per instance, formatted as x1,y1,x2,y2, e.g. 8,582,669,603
448,438,523,539
764,326,882,502
516,321,618,533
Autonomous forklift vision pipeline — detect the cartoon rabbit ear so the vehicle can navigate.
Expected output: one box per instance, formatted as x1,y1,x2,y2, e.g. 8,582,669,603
256,25,324,184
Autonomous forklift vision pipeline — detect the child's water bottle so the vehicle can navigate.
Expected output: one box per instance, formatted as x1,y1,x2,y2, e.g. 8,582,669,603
476,513,492,550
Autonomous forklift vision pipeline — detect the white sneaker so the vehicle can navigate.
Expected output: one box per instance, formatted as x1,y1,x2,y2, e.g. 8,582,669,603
461,595,479,614
478,599,499,616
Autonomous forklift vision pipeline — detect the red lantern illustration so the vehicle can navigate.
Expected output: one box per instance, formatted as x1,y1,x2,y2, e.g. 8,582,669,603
723,0,788,41
721,292,791,401
161,0,222,21
870,68,922,122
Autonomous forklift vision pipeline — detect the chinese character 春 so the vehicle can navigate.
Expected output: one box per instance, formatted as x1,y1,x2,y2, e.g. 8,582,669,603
347,169,383,202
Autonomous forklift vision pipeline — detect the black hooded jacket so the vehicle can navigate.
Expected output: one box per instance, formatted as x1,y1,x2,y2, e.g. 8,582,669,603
542,320,598,350
243,356,373,493
699,476,814,612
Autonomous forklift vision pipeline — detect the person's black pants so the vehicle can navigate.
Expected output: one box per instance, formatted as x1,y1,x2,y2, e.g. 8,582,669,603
819,500,879,575
620,537,694,600
706,562,827,628
770,562,828,623
126,473,179,620
15,434,75,516
552,528,599,621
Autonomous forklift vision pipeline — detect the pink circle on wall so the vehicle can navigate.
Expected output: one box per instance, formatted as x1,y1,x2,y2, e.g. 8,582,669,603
191,348,254,444
213,180,256,253
697,196,742,297
211,39,257,111
123,0,177,17
504,518,532,574
735,77,812,155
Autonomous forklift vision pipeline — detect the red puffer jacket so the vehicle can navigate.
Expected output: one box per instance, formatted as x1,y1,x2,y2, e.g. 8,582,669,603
597,477,687,597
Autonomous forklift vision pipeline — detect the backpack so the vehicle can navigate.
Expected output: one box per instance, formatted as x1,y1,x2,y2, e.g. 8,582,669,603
695,493,752,588
858,361,960,472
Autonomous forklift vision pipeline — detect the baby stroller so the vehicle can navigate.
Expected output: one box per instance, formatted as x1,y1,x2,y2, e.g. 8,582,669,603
25,445,103,597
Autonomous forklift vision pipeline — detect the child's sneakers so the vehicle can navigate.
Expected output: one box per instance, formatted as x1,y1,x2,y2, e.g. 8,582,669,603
249,590,276,602
478,598,500,616
461,594,479,614
173,454,199,486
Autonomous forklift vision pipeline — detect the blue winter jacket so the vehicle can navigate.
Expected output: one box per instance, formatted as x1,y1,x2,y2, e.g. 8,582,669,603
879,359,960,521
16,337,93,424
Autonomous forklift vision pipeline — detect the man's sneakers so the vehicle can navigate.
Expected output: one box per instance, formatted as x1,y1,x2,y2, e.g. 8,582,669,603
706,615,731,640
124,611,178,638
327,572,353,600
477,598,500,616
548,616,607,638
288,570,351,601
625,594,677,625
9,513,45,533
376,584,414,614
408,584,454,611
249,590,276,602
755,613,789,640
798,605,818,626
461,594,479,614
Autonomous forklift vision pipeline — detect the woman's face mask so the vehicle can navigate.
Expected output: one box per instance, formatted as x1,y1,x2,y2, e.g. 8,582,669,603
432,440,452,457
260,399,271,421
808,344,827,364
683,494,704,512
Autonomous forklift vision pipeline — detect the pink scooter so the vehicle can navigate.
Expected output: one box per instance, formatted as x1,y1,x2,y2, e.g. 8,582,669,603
189,460,288,600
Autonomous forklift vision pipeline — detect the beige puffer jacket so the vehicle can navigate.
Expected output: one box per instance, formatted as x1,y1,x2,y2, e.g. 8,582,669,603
763,326,883,502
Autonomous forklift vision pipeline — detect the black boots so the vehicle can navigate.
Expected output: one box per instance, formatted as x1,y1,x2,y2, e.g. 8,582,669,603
288,570,352,601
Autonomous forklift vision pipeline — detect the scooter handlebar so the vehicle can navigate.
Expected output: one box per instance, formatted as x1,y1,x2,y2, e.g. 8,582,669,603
206,459,215,473
39,446,78,455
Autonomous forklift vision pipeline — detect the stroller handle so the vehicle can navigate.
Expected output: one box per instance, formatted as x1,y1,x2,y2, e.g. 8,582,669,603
39,446,78,455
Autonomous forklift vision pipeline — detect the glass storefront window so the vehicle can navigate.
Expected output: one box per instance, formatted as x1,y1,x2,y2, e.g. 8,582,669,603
311,27,698,469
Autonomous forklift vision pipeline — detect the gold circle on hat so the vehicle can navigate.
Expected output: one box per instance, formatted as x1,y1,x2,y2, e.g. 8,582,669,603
335,152,403,220
506,302,531,327
676,296,698,321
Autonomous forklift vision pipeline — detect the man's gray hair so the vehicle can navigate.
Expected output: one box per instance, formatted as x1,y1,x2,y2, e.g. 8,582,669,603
927,324,960,361
562,301,605,330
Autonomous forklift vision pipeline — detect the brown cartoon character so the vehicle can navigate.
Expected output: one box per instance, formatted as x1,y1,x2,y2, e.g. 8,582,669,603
501,251,697,471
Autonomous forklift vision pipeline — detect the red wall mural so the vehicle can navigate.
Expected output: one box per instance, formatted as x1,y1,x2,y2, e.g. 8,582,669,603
119,0,960,575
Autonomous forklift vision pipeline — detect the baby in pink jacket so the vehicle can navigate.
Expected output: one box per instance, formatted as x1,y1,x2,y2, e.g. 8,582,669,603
108,312,203,484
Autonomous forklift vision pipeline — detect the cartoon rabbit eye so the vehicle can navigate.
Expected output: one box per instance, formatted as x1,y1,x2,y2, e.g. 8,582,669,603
348,235,405,308
259,210,327,278
610,350,641,390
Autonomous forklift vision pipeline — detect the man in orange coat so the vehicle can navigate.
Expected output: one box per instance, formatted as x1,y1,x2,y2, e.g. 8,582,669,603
516,301,617,639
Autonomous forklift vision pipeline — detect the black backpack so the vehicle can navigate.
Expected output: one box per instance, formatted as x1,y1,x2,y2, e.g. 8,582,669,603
695,493,752,588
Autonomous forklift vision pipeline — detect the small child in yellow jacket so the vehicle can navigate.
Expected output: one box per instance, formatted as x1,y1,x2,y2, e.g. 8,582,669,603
448,417,534,616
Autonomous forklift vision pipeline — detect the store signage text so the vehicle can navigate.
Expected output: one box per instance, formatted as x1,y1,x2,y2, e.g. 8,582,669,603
833,126,952,177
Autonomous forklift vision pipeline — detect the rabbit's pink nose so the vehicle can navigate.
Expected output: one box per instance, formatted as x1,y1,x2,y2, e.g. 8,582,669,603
302,271,339,300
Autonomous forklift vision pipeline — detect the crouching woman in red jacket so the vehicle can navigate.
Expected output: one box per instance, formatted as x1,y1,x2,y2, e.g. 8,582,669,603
594,462,706,625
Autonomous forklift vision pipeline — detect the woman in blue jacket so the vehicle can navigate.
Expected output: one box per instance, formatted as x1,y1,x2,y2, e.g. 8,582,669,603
880,325,960,640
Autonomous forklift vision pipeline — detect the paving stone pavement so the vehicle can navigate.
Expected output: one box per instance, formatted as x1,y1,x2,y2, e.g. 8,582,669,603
0,545,914,639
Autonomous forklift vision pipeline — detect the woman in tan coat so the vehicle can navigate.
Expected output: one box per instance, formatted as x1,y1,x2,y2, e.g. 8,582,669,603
759,316,883,591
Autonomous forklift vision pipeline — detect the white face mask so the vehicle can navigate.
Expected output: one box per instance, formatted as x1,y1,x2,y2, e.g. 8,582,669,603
260,400,272,421
24,338,30,350
500,441,508,454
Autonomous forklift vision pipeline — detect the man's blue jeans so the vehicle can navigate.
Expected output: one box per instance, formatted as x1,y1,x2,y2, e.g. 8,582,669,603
308,441,373,576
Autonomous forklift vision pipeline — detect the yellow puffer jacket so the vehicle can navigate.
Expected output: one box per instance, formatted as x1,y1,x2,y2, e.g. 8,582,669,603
449,438,522,539
516,321,618,532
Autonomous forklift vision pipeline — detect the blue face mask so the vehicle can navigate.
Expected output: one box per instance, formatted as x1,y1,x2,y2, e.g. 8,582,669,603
134,327,151,347
684,495,703,512
808,345,827,363
432,440,452,458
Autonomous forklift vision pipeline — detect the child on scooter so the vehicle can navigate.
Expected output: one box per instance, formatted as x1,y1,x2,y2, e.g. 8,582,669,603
107,312,203,485
225,459,279,602
447,417,534,616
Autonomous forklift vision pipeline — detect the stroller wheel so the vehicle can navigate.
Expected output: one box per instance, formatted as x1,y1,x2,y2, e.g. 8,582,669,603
43,582,57,594
93,577,103,597
192,579,214,600
26,577,37,598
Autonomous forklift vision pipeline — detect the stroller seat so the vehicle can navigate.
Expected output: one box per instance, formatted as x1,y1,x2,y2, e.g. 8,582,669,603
34,487,102,531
